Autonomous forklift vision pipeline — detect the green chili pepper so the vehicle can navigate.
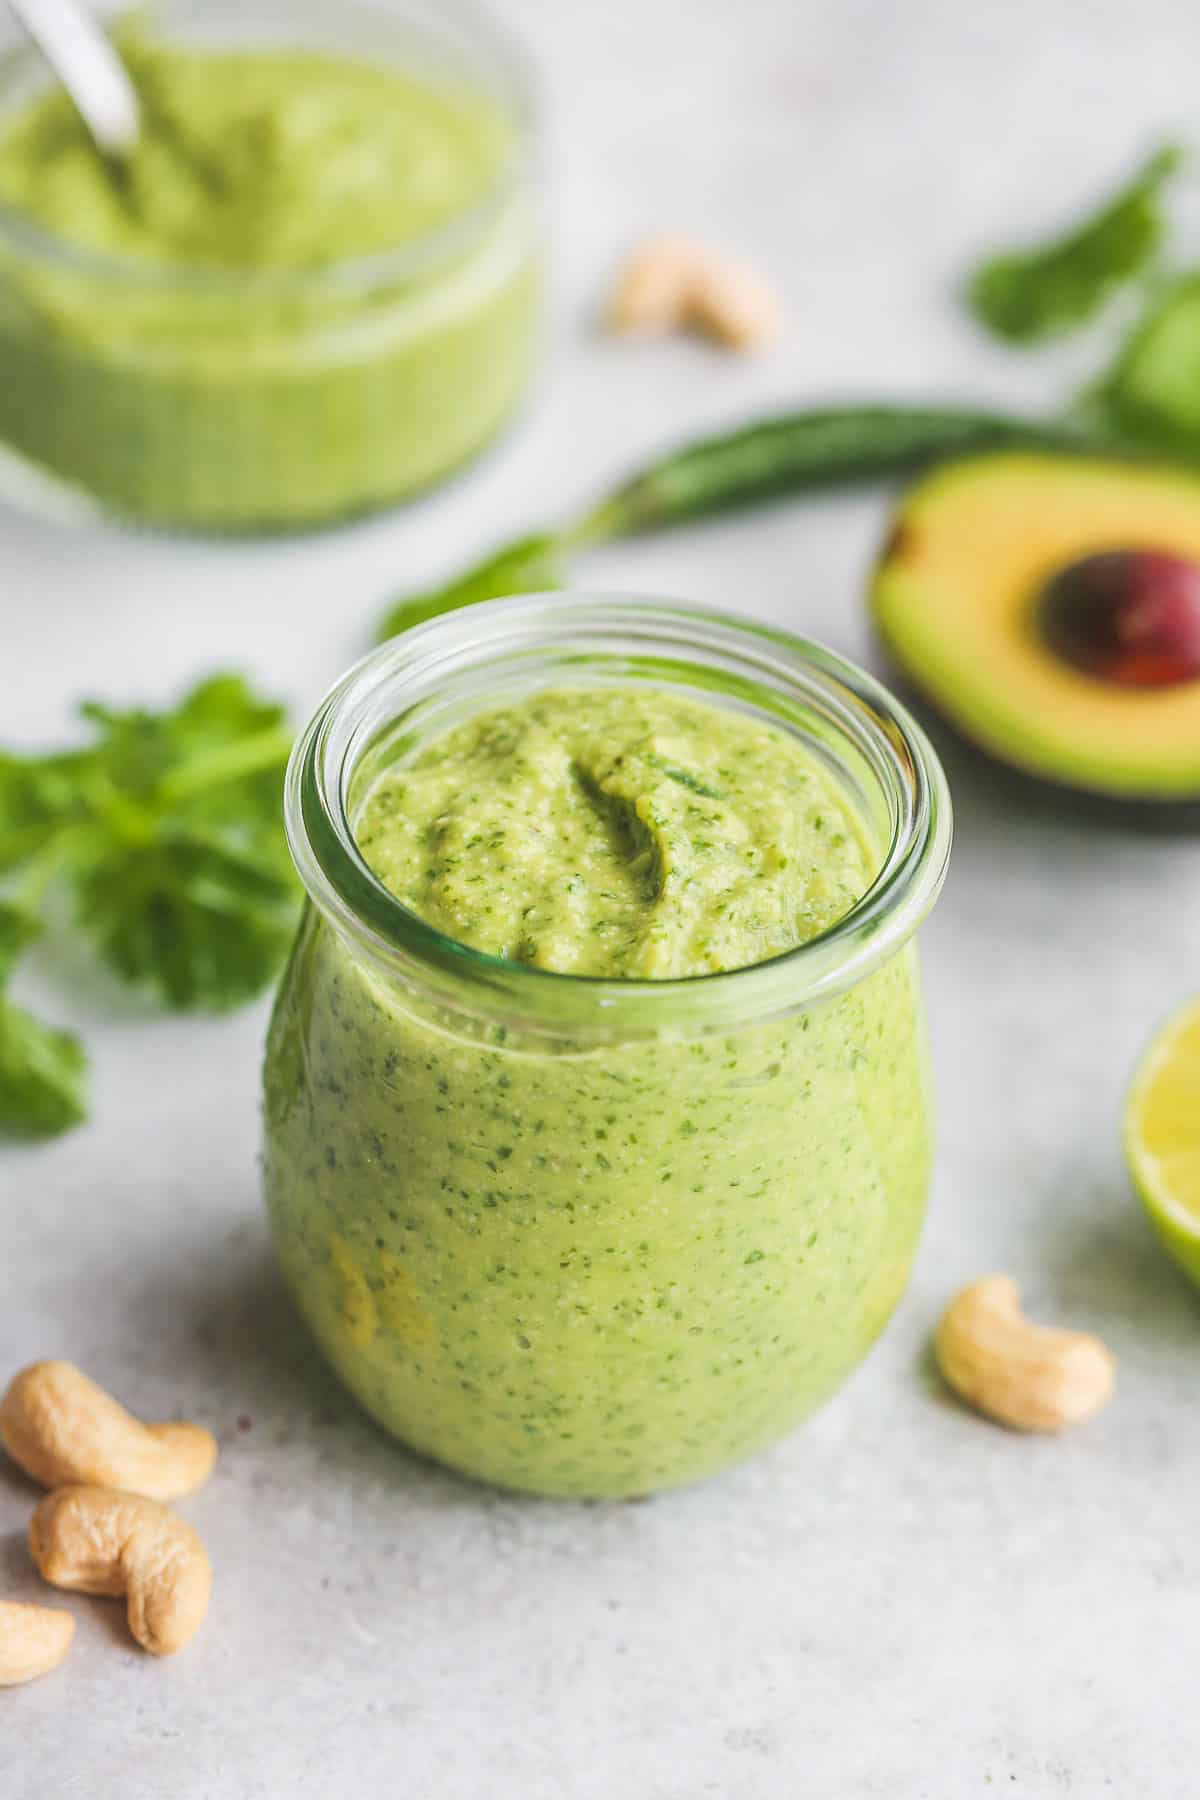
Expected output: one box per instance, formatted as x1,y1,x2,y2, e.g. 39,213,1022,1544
580,405,1108,537
376,403,1123,641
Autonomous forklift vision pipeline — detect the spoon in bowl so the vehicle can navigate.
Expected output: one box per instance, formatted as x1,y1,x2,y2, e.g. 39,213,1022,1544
6,0,139,163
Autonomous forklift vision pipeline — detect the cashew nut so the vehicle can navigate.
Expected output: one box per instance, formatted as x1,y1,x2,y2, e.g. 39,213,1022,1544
0,1361,216,1502
607,237,697,332
0,1601,75,1686
935,1275,1116,1433
607,237,778,350
30,1487,211,1657
689,259,780,349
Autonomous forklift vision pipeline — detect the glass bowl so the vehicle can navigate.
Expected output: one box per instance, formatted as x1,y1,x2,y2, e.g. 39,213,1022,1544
0,0,542,531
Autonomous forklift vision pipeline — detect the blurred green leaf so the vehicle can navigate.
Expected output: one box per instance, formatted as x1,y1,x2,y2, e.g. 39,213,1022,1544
0,672,297,1137
967,145,1182,344
1092,271,1200,454
0,998,87,1138
377,532,564,640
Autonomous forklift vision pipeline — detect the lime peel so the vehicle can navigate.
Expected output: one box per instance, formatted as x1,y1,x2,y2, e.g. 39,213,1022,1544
1124,997,1200,1290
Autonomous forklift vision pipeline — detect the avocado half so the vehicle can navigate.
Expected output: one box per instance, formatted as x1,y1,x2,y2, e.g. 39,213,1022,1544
871,453,1200,800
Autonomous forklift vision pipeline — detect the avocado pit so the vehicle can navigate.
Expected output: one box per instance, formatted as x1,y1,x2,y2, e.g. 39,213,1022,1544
1037,549,1200,688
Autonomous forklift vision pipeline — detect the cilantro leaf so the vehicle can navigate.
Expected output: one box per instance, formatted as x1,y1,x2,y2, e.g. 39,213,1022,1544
75,828,299,1011
0,671,297,1137
0,747,101,874
0,997,88,1138
63,673,298,1010
0,901,87,1137
967,145,1182,344
0,898,38,980
80,673,290,799
377,532,564,640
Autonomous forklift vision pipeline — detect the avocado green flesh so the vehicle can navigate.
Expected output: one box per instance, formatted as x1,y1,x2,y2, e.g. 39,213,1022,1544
872,453,1200,799
263,686,933,1496
0,44,539,526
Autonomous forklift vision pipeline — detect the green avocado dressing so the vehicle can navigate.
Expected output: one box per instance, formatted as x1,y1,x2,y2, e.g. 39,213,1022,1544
355,687,876,977
263,685,933,1496
0,37,539,526
0,43,510,269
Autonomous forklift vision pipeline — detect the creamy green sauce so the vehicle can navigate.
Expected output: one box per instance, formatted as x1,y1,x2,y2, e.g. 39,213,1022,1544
356,688,875,978
0,45,508,268
263,686,932,1497
0,40,537,526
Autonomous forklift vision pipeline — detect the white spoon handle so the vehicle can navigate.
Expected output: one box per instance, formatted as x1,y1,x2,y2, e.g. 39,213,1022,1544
7,0,140,159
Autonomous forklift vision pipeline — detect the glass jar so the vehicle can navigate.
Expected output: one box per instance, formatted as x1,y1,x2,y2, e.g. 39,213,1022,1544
263,596,952,1497
0,0,540,531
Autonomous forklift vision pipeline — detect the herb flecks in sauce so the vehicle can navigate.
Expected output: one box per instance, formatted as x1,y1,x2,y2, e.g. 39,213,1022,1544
355,688,875,978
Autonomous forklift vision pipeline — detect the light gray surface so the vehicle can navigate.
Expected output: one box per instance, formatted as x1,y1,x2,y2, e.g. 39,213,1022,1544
3,1,1199,1793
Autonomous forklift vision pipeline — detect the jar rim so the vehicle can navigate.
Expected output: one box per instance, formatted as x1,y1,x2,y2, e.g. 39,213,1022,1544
0,0,538,296
286,594,953,1040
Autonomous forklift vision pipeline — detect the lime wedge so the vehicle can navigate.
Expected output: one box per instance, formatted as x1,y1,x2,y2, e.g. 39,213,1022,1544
1125,997,1200,1291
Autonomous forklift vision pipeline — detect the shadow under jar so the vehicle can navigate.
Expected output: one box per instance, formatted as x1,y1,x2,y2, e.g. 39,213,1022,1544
0,0,540,531
263,596,952,1497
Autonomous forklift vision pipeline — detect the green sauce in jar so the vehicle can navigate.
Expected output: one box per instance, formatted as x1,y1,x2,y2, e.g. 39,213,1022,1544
264,661,946,1498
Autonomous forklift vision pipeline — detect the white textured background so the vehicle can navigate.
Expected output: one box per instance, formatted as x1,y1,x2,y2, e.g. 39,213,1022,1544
3,1,1200,1794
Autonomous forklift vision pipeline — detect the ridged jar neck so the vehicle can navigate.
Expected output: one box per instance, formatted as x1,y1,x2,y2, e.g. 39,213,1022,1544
286,594,953,1045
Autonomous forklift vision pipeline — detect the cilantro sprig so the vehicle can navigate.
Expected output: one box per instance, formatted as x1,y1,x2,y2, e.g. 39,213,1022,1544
0,900,87,1138
966,145,1183,344
0,674,297,1138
